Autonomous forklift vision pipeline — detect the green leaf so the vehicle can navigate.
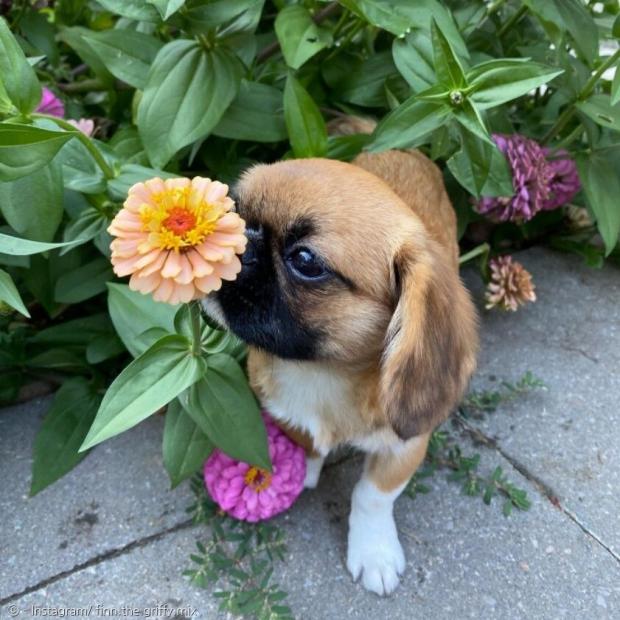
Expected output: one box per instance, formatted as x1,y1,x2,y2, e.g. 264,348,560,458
453,99,493,145
275,5,332,70
55,139,106,194
180,353,270,470
611,62,620,107
447,127,513,198
147,0,186,20
392,30,436,92
0,232,84,256
82,30,163,89
107,282,178,357
163,399,214,488
576,95,620,133
468,60,563,109
283,72,327,158
57,27,114,86
81,335,207,451
55,257,114,304
31,313,113,346
368,97,451,151
86,333,125,364
61,206,109,253
338,0,411,36
183,0,265,35
576,152,620,255
0,269,30,317
0,17,41,114
137,40,243,167
94,0,160,21
0,123,76,182
0,162,63,242
30,378,102,495
430,19,465,88
107,163,177,200
213,80,287,143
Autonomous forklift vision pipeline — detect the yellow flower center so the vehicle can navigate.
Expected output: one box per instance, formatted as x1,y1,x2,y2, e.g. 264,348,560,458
244,467,272,492
138,186,224,252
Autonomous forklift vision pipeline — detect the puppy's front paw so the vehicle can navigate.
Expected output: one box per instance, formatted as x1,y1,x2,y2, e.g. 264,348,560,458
346,520,405,596
303,455,324,489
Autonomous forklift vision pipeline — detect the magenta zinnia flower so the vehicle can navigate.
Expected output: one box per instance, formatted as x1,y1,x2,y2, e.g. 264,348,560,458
477,134,553,223
542,149,581,210
204,413,306,522
35,87,64,118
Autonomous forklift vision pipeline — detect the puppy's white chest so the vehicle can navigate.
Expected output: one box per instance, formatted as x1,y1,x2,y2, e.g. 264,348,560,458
261,360,351,455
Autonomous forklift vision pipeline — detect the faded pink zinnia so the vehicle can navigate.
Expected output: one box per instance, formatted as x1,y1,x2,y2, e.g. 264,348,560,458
35,87,64,117
108,177,247,304
477,134,553,223
542,149,581,210
485,255,536,312
204,414,306,522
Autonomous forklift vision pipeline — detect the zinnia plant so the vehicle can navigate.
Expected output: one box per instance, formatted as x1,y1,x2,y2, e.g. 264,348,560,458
485,255,537,312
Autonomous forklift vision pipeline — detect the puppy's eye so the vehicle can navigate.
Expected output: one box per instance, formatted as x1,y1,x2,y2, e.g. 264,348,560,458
286,247,327,279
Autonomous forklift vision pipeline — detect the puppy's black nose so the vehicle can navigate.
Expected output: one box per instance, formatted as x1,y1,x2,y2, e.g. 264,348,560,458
241,225,263,266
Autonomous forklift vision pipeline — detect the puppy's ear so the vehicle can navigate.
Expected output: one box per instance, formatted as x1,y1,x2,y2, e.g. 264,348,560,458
380,240,478,439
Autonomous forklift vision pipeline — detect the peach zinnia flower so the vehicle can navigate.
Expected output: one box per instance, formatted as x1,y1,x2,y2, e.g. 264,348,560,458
108,177,246,304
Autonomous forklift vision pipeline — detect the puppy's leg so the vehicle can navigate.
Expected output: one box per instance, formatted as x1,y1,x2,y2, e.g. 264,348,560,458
276,421,325,489
347,433,430,596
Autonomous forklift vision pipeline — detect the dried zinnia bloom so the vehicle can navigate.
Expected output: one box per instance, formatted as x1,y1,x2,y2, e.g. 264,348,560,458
35,87,64,118
485,255,536,312
204,414,306,522
108,177,247,304
542,149,581,210
477,134,553,223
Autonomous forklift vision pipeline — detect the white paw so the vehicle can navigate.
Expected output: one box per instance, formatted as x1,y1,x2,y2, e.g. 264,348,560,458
303,455,324,489
347,525,405,596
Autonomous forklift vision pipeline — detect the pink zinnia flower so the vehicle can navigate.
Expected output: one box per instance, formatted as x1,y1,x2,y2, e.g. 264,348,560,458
67,118,95,137
477,134,553,223
542,149,581,210
35,87,64,118
108,177,247,304
204,414,306,522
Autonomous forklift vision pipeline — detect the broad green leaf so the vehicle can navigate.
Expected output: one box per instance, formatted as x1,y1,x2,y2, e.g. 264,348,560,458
163,399,213,488
0,162,63,242
61,206,109,254
82,30,163,89
431,19,465,88
107,282,178,357
55,257,114,303
275,5,332,70
57,27,114,86
86,333,125,364
523,0,598,65
137,40,243,167
214,80,286,142
327,134,372,161
576,95,620,133
0,269,29,317
368,98,451,151
147,0,186,20
107,163,176,199
20,10,60,67
283,72,327,158
0,232,84,255
55,139,106,194
453,99,493,145
0,123,76,182
576,153,620,255
81,334,207,451
0,17,41,113
30,378,102,495
181,353,270,470
392,30,436,92
30,313,113,346
27,348,85,371
338,0,411,36
468,60,563,109
447,127,513,198
183,0,265,35
93,0,160,22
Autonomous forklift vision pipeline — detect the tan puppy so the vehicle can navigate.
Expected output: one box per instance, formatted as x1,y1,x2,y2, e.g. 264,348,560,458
203,125,478,595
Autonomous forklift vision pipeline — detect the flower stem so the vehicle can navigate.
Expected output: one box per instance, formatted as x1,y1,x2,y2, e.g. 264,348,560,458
32,113,115,180
542,48,620,144
190,301,203,356
459,242,490,266
497,4,528,38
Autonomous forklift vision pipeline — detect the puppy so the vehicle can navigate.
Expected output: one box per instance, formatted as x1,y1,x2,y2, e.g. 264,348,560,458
203,122,478,595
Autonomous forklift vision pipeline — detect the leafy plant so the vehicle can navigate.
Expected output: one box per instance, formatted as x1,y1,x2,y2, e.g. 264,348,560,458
0,1,618,494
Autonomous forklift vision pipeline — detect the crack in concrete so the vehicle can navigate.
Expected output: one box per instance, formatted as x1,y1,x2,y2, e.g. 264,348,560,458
0,519,195,606
455,412,620,566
